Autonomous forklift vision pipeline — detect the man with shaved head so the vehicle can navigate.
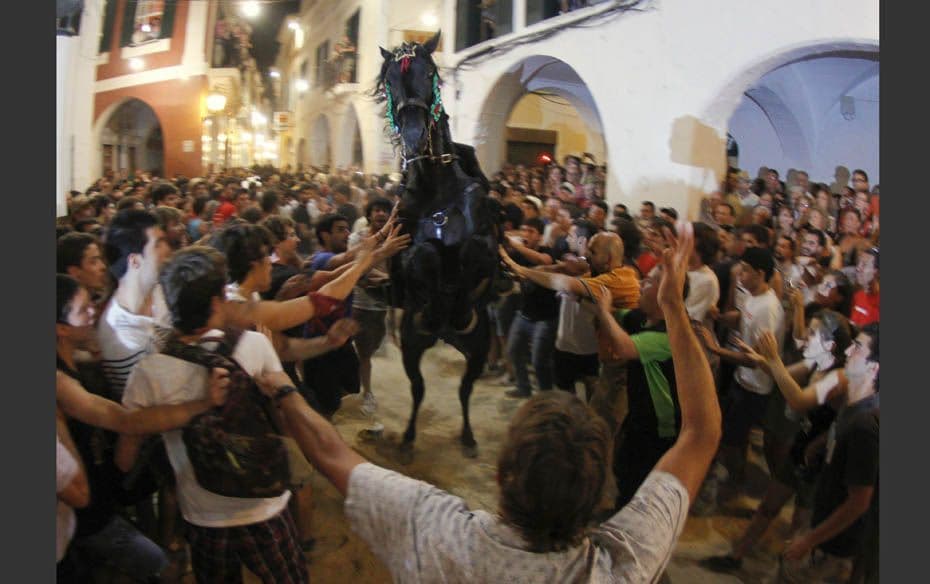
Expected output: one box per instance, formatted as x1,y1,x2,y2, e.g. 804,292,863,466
501,230,641,433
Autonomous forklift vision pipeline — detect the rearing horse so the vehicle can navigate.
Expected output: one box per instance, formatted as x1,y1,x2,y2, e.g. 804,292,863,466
375,31,502,457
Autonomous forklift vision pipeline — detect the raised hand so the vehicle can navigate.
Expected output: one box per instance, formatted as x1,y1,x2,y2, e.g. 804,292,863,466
754,330,781,363
656,221,694,310
207,367,231,406
593,283,613,315
375,224,412,260
733,338,769,370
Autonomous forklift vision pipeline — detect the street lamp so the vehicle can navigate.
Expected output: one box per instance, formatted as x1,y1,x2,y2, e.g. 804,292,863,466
240,1,260,19
206,92,227,113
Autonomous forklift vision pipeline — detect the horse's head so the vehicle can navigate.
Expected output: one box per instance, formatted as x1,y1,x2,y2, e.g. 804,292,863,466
376,31,443,162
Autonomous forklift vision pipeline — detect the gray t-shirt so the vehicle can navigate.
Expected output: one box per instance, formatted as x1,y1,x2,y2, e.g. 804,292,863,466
345,463,689,583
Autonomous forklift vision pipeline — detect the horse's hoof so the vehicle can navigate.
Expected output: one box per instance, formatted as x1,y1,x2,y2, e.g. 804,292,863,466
398,441,414,465
461,443,479,459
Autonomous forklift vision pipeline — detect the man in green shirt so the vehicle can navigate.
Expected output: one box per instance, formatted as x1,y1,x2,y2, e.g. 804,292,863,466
593,266,692,508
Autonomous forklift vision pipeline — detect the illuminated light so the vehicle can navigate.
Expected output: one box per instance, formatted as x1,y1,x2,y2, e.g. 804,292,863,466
288,20,299,31
218,133,227,142
141,23,152,33
204,119,213,127
129,57,144,71
241,131,251,141
202,135,212,142
296,79,309,93
206,92,227,113
241,1,260,18
251,111,267,126
269,70,280,78
421,11,439,28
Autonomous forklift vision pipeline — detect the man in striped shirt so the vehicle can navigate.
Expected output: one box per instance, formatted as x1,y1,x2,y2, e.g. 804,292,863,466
97,210,172,398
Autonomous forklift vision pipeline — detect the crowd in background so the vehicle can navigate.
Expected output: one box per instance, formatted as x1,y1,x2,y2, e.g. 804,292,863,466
55,154,878,583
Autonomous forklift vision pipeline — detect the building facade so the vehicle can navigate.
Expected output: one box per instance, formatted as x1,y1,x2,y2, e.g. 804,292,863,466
273,0,444,175
56,0,272,214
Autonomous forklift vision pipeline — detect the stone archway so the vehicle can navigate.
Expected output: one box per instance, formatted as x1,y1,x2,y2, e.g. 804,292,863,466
93,97,164,178
473,55,606,179
335,102,364,170
699,41,880,192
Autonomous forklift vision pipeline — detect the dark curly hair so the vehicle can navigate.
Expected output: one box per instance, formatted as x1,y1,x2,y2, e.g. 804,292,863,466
159,246,227,334
497,392,610,552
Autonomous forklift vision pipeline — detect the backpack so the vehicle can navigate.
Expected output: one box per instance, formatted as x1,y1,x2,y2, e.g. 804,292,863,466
161,329,313,498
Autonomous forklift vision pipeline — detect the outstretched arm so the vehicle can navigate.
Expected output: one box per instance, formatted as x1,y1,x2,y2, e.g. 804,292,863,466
57,369,229,435
592,284,639,361
651,223,723,503
256,371,367,496
500,246,588,296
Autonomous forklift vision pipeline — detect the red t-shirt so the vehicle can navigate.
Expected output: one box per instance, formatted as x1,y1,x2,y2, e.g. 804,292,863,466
636,252,659,277
213,200,236,226
850,289,880,327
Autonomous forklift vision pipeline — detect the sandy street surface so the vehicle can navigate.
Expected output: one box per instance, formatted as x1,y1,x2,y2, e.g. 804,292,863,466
190,340,796,583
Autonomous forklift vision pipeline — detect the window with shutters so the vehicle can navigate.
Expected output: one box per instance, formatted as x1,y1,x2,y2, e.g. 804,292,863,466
120,0,176,47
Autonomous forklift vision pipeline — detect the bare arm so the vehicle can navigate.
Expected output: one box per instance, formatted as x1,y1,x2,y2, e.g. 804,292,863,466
736,333,845,413
499,246,588,296
651,224,723,503
507,239,554,266
275,318,359,362
592,285,639,361
257,372,367,496
56,370,228,435
785,486,874,560
57,411,90,508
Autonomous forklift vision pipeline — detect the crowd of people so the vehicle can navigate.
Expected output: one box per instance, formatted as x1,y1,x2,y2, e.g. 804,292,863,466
55,155,878,583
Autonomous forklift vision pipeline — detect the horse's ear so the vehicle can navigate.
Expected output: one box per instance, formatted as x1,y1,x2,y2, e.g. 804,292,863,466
380,46,392,61
423,30,441,55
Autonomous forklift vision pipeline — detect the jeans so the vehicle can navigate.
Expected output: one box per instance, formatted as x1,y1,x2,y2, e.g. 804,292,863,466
72,515,168,582
507,314,557,393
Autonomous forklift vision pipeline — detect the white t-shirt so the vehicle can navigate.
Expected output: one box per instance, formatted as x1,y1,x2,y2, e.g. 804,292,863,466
122,330,290,528
555,292,598,355
98,297,158,397
685,265,720,325
345,463,689,583
734,288,785,394
56,435,78,563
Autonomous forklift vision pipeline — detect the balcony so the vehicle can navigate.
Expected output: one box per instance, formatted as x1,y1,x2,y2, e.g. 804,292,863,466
454,0,614,55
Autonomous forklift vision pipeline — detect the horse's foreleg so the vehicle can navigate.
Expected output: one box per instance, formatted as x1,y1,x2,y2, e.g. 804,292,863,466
401,335,429,446
458,315,490,455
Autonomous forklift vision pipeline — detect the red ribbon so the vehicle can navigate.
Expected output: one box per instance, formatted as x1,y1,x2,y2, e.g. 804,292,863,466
400,57,411,74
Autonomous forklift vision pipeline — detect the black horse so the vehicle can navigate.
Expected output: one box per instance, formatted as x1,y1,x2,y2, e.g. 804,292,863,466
375,31,502,456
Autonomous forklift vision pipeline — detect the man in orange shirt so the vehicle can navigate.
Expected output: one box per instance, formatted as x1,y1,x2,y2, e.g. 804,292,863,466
500,231,640,433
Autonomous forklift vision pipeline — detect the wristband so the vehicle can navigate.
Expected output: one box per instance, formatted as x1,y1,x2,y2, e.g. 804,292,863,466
273,385,298,404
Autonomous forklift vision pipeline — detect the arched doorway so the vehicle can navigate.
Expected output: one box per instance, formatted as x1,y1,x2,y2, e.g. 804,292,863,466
727,53,879,185
698,41,880,193
336,103,364,170
474,56,606,181
98,98,163,178
309,115,332,170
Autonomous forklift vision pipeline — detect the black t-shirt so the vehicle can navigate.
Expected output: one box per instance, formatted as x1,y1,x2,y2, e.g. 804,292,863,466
621,310,680,440
712,258,736,312
291,204,313,256
513,246,559,321
262,263,299,301
812,396,880,557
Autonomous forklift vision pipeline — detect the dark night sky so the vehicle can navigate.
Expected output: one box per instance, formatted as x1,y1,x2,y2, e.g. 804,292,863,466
247,0,301,73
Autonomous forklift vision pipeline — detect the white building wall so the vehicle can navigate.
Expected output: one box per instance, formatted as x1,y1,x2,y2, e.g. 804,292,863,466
57,0,106,216
444,0,879,218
